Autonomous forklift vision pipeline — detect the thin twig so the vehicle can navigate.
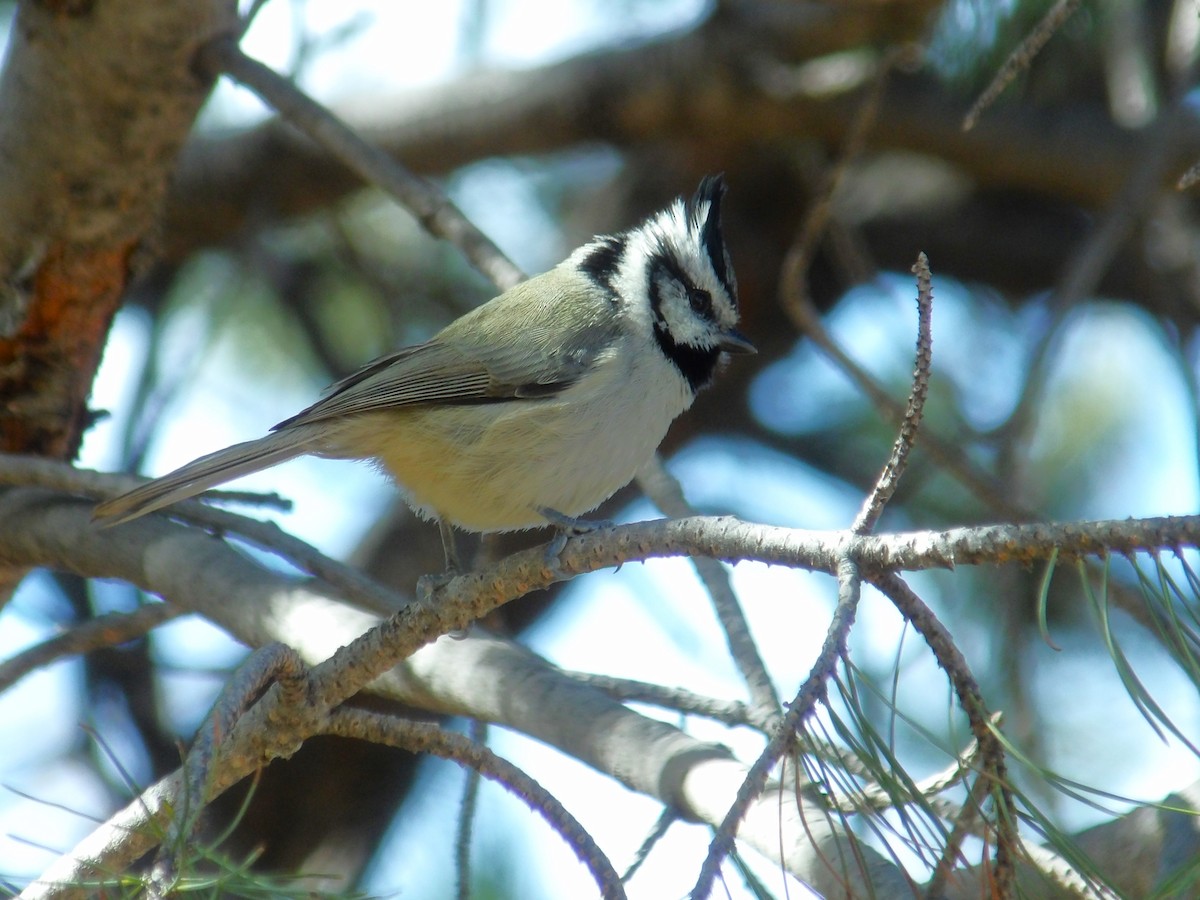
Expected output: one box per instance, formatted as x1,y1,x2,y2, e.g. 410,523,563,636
194,35,525,292
0,603,180,694
779,47,893,290
621,808,678,884
456,719,486,900
871,572,1016,898
561,669,761,729
784,298,1029,520
180,504,406,616
847,714,997,815
323,707,626,900
237,0,273,35
567,665,956,804
690,552,864,899
994,99,1186,465
636,456,780,726
777,66,1032,523
924,730,992,898
962,0,1083,131
851,253,934,534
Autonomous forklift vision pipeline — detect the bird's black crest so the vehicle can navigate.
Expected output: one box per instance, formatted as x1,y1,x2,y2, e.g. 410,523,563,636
689,174,736,307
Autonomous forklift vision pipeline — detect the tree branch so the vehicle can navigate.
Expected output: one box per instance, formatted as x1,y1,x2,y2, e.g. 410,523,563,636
161,17,1198,269
6,474,1200,895
637,455,780,727
0,0,236,457
323,709,626,900
0,603,179,694
0,490,843,893
851,252,934,534
194,35,524,292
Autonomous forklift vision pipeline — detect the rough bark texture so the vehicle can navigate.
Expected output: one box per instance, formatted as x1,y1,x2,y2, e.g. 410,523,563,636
0,0,237,457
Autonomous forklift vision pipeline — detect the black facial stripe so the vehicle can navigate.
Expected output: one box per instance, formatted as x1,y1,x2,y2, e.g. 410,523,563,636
651,247,715,321
648,255,721,392
656,333,720,393
578,235,626,298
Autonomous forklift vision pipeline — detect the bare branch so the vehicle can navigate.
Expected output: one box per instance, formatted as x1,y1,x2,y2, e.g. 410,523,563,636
0,489,886,894
621,808,678,884
637,455,780,725
962,0,1083,131
148,643,309,891
8,480,1200,894
455,719,486,900
0,603,179,694
324,709,626,900
6,459,1200,580
692,551,865,899
851,252,934,535
870,573,1017,898
561,670,759,729
194,35,525,292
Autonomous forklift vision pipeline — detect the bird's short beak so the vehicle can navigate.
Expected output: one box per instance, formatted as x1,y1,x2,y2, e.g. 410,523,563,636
719,329,757,354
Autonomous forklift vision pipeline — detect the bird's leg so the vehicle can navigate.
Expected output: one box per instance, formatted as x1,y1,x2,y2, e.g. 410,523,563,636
538,507,614,561
438,518,462,573
416,518,462,603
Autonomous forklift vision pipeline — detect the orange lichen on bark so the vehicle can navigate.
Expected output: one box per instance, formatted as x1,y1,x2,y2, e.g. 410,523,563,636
0,239,133,458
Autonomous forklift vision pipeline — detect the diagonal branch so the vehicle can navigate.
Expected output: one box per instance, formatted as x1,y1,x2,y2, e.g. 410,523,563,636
0,603,179,694
323,709,626,900
691,551,871,899
193,35,524,292
637,455,780,726
962,0,1084,131
870,572,1017,898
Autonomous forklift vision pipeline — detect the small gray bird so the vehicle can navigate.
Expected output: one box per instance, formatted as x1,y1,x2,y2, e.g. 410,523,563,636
95,176,754,566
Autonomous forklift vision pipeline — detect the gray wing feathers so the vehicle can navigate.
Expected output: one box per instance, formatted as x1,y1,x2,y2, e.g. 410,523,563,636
92,429,318,526
274,343,498,429
276,280,624,432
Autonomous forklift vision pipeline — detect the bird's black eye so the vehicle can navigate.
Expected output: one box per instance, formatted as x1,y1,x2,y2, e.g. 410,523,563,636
688,288,713,318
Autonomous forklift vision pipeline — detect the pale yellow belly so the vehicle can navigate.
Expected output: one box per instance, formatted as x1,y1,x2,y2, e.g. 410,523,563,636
318,398,671,532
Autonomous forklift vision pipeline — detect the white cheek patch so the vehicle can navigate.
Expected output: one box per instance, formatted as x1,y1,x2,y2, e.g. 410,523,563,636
654,276,709,347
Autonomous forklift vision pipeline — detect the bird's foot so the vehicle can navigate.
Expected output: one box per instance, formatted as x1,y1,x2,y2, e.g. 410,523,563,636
416,569,457,603
538,507,614,566
415,567,470,640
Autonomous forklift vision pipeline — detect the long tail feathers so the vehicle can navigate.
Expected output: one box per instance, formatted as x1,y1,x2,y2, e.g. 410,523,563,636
93,430,318,527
